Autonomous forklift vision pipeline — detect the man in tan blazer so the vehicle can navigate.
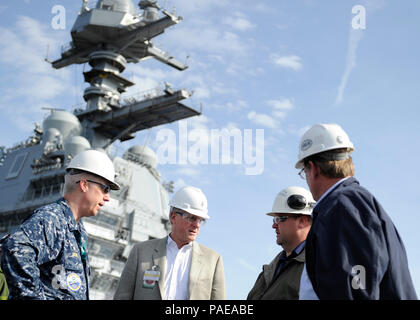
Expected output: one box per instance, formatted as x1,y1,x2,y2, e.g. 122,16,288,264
114,186,226,300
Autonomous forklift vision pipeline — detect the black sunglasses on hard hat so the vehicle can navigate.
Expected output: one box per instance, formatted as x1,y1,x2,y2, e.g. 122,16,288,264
287,194,314,210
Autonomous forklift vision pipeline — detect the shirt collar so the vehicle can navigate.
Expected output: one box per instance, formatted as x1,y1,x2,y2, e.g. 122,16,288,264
280,240,306,261
167,234,193,251
294,240,306,255
57,197,79,232
314,177,350,210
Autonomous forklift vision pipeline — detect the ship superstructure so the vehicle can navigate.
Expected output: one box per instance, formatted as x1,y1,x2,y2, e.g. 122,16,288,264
0,0,199,299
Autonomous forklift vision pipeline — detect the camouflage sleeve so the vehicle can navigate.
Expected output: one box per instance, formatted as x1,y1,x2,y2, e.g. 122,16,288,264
1,231,45,300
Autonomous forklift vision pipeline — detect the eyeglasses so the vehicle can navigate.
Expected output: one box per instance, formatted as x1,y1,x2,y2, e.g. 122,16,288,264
273,216,293,224
298,167,306,180
76,180,111,194
175,211,206,225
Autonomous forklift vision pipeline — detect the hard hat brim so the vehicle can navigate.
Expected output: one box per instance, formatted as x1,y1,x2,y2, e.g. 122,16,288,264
295,160,304,169
266,211,312,216
109,181,120,190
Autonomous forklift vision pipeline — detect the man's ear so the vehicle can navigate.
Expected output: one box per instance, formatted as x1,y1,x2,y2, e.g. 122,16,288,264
169,210,176,224
298,215,311,228
78,179,88,193
308,160,320,178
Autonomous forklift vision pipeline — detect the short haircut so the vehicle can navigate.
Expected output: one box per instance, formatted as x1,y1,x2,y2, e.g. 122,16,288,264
62,171,101,196
304,148,355,179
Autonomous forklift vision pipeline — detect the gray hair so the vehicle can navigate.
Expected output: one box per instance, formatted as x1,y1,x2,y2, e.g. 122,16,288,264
62,171,97,196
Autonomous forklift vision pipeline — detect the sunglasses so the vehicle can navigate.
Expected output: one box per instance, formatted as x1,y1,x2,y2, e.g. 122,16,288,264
76,180,111,194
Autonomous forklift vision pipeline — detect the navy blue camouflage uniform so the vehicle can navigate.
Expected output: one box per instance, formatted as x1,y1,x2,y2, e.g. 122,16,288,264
0,198,90,300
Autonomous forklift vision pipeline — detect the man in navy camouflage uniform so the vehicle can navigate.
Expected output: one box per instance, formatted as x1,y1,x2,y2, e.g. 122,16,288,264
0,150,120,300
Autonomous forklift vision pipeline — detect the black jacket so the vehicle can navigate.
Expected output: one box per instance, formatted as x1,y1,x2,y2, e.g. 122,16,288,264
306,177,417,299
247,249,305,300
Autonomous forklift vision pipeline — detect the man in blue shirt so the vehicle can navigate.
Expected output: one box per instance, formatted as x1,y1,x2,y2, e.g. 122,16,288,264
296,123,417,300
1,150,120,299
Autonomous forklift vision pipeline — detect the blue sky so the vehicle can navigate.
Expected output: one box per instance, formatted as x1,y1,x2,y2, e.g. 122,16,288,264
0,0,419,299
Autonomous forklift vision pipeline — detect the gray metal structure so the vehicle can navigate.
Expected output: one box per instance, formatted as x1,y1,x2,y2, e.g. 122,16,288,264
0,0,199,299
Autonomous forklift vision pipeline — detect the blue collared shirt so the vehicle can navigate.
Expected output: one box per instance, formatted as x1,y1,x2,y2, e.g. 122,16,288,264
274,241,306,278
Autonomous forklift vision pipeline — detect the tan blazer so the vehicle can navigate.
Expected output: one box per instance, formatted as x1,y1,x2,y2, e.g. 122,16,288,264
113,236,226,300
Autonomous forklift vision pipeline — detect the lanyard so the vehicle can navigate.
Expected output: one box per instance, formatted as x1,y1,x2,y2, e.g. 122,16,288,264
73,231,87,261
73,230,90,300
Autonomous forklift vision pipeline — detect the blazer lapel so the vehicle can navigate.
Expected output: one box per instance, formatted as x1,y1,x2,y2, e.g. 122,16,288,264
188,242,203,299
152,236,168,299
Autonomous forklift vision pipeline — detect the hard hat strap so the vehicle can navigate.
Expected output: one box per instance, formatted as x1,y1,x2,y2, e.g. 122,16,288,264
314,151,350,162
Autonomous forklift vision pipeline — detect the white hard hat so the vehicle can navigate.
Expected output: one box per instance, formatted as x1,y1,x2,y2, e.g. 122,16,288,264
295,123,354,169
266,186,315,216
66,149,120,190
169,186,209,219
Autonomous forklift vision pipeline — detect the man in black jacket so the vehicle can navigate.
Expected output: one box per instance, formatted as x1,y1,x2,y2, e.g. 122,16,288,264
247,186,314,300
295,123,417,300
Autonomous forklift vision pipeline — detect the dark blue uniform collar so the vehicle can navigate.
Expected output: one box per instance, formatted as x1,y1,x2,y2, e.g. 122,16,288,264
57,197,80,232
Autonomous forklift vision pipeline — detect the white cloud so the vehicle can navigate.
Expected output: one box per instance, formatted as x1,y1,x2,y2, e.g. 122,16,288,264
167,26,249,56
266,98,295,120
271,54,303,71
0,16,74,133
176,166,201,177
267,98,294,110
254,3,273,13
167,0,230,15
247,111,276,129
187,115,210,131
223,12,255,31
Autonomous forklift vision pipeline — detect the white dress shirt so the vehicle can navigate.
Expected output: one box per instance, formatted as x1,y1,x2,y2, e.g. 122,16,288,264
164,235,193,300
299,177,350,300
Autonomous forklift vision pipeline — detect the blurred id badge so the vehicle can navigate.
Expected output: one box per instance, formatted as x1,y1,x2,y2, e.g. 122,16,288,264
143,268,160,289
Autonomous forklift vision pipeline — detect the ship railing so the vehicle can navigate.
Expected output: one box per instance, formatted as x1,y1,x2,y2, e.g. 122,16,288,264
69,85,168,115
121,86,164,106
